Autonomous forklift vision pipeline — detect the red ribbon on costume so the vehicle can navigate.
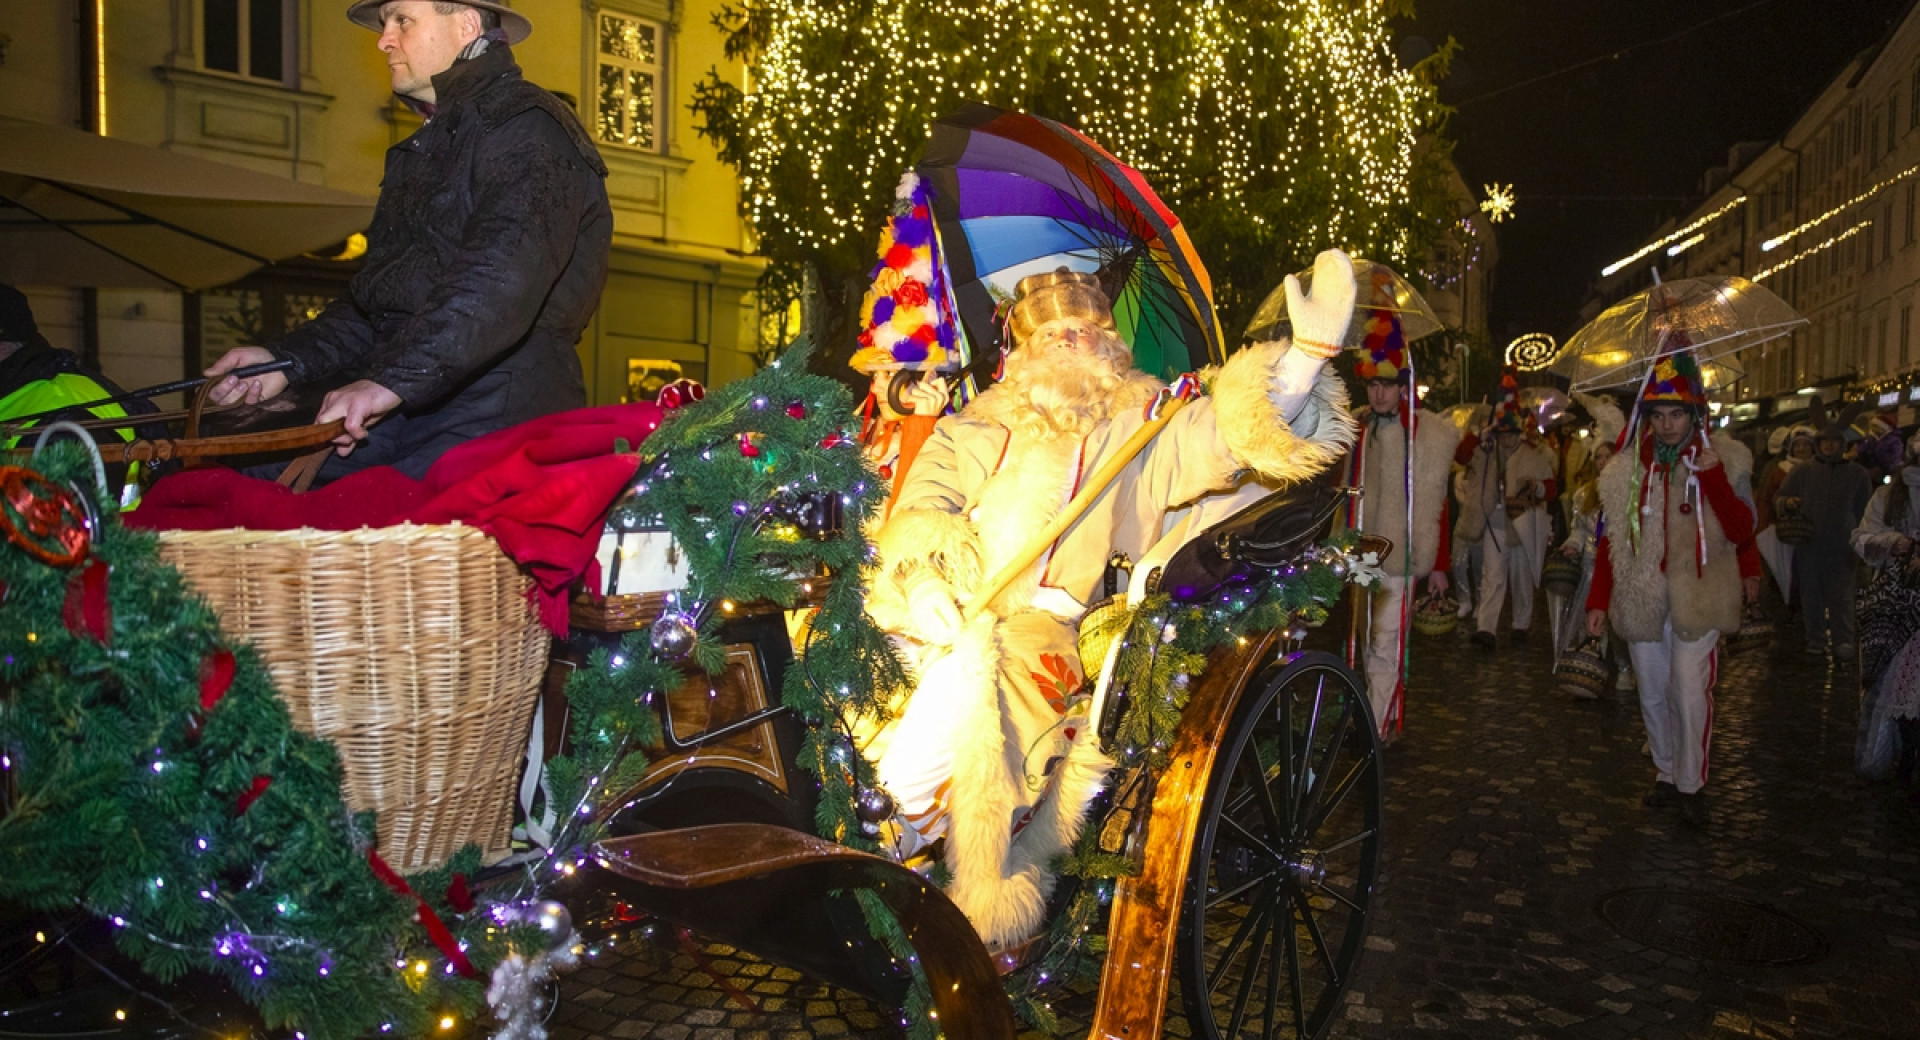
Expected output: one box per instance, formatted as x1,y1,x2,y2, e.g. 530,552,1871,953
60,558,111,643
365,849,479,979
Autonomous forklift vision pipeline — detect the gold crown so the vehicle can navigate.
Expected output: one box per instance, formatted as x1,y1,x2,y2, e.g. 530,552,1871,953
1005,269,1116,349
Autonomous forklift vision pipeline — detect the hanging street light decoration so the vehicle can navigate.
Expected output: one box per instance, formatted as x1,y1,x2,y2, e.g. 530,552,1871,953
1480,182,1516,224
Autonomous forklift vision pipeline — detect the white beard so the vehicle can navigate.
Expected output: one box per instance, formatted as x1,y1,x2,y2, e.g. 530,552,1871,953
965,344,1161,442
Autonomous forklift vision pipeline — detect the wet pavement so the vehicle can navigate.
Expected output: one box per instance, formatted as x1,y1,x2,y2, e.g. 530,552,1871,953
549,615,1920,1040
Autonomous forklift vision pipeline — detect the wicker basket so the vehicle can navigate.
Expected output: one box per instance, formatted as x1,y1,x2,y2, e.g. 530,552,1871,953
1412,595,1459,637
1555,639,1611,700
157,524,549,872
1541,554,1581,600
1774,513,1813,546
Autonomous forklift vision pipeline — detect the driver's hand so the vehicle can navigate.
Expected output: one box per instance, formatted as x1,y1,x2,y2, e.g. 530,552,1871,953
204,346,287,405
315,380,402,456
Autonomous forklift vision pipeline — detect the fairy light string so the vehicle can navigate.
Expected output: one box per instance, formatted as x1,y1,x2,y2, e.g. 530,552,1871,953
697,0,1447,327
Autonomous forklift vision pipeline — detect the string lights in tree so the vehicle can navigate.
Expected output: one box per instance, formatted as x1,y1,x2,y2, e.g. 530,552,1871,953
692,0,1457,345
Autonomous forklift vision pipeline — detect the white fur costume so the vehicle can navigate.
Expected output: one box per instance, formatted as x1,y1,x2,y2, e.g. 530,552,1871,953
1346,406,1460,731
865,332,1356,949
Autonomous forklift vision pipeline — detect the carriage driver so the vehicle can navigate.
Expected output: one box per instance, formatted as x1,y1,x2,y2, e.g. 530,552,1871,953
203,1,612,484
862,251,1360,949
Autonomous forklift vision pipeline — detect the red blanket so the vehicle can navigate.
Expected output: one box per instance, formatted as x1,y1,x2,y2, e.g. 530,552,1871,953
128,403,664,634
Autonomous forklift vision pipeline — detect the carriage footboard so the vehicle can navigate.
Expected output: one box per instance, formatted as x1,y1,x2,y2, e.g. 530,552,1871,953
591,824,1016,1040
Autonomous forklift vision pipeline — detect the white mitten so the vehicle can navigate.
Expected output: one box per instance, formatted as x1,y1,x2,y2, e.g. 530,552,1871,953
905,575,963,647
1283,248,1357,359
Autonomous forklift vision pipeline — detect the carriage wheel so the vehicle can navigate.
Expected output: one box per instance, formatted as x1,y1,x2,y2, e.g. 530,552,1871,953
1176,651,1383,1040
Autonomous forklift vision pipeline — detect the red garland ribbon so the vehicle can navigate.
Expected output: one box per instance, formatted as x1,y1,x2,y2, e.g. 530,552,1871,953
199,649,236,712
234,775,272,814
445,874,475,914
365,850,479,979
60,558,110,644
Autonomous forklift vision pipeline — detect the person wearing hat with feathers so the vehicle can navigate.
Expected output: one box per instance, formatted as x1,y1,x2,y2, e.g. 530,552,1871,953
1585,351,1758,826
1777,409,1872,660
1457,369,1556,648
863,252,1359,950
1340,310,1459,743
203,1,612,484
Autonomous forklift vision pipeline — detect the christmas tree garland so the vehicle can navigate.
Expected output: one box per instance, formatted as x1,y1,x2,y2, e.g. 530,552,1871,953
1005,542,1367,1032
0,340,929,1039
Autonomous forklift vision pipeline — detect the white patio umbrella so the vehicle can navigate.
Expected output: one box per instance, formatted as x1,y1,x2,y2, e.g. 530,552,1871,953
0,117,375,291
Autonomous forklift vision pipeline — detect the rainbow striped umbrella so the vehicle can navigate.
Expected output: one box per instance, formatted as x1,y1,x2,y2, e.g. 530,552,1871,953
915,104,1224,381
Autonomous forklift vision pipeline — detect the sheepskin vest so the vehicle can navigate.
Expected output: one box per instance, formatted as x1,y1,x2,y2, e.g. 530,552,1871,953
1597,432,1751,643
1351,408,1459,576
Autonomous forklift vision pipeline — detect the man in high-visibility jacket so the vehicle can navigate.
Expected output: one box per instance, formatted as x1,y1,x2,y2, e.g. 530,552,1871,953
1,284,147,505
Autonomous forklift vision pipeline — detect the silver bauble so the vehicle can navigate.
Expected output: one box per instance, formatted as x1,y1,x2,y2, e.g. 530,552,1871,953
526,900,574,952
855,786,896,823
649,612,698,659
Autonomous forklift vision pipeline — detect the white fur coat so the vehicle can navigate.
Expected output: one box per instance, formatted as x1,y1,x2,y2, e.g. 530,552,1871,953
1350,407,1461,577
1597,433,1752,643
863,340,1355,948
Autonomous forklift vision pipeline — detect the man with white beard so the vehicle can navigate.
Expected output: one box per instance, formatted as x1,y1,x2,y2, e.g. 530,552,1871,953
864,251,1359,949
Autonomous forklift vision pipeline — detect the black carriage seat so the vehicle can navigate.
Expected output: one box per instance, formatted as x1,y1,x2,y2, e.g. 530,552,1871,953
1084,473,1393,747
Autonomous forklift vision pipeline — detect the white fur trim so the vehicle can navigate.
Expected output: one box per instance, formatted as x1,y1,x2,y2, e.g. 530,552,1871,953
868,508,983,639
937,614,1114,949
1209,340,1357,486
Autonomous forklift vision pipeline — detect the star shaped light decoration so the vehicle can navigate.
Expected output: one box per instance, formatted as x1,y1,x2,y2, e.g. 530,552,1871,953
1481,183,1516,224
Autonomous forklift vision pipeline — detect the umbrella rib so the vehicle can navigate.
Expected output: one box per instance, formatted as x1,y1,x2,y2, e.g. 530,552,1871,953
30,176,275,266
3,187,192,291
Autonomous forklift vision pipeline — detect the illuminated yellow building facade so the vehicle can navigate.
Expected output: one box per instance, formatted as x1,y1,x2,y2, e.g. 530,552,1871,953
0,0,763,401
1588,3,1920,418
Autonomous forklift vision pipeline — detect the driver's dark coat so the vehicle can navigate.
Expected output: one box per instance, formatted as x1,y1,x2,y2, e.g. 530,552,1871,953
269,45,611,479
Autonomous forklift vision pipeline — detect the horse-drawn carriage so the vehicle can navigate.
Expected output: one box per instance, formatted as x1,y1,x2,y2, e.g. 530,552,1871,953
0,353,1385,1040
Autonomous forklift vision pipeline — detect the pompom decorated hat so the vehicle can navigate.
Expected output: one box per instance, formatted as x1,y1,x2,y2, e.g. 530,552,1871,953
1004,268,1117,349
851,173,965,375
1490,367,1528,432
1639,348,1707,410
1353,309,1407,383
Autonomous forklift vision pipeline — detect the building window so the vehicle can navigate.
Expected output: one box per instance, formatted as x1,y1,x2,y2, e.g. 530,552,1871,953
1908,182,1917,246
594,10,664,151
1904,305,1913,369
202,0,290,84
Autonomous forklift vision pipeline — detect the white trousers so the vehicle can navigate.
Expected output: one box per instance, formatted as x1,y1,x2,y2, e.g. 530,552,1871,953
1626,620,1719,794
1362,573,1409,734
1474,526,1536,635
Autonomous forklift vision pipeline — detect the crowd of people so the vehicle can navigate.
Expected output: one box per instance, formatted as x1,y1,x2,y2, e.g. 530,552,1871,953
1354,352,1920,824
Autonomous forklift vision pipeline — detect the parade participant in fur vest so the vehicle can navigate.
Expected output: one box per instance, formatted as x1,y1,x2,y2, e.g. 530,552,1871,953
1585,350,1758,827
864,251,1360,950
1341,310,1459,741
1458,370,1556,648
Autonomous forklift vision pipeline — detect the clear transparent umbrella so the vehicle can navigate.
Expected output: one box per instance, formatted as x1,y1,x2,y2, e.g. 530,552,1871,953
1242,258,1446,348
1554,276,1804,391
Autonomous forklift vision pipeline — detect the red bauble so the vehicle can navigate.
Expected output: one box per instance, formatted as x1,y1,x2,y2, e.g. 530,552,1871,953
0,467,91,567
786,401,807,420
738,433,762,459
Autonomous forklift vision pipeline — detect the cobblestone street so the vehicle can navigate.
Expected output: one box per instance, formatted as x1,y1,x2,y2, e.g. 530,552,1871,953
550,618,1920,1040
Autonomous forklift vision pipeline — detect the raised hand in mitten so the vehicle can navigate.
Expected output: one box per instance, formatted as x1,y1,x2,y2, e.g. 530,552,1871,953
1270,248,1357,424
1285,248,1357,359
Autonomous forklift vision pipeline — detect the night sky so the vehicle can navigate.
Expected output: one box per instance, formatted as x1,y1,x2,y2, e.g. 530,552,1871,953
1402,0,1913,344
